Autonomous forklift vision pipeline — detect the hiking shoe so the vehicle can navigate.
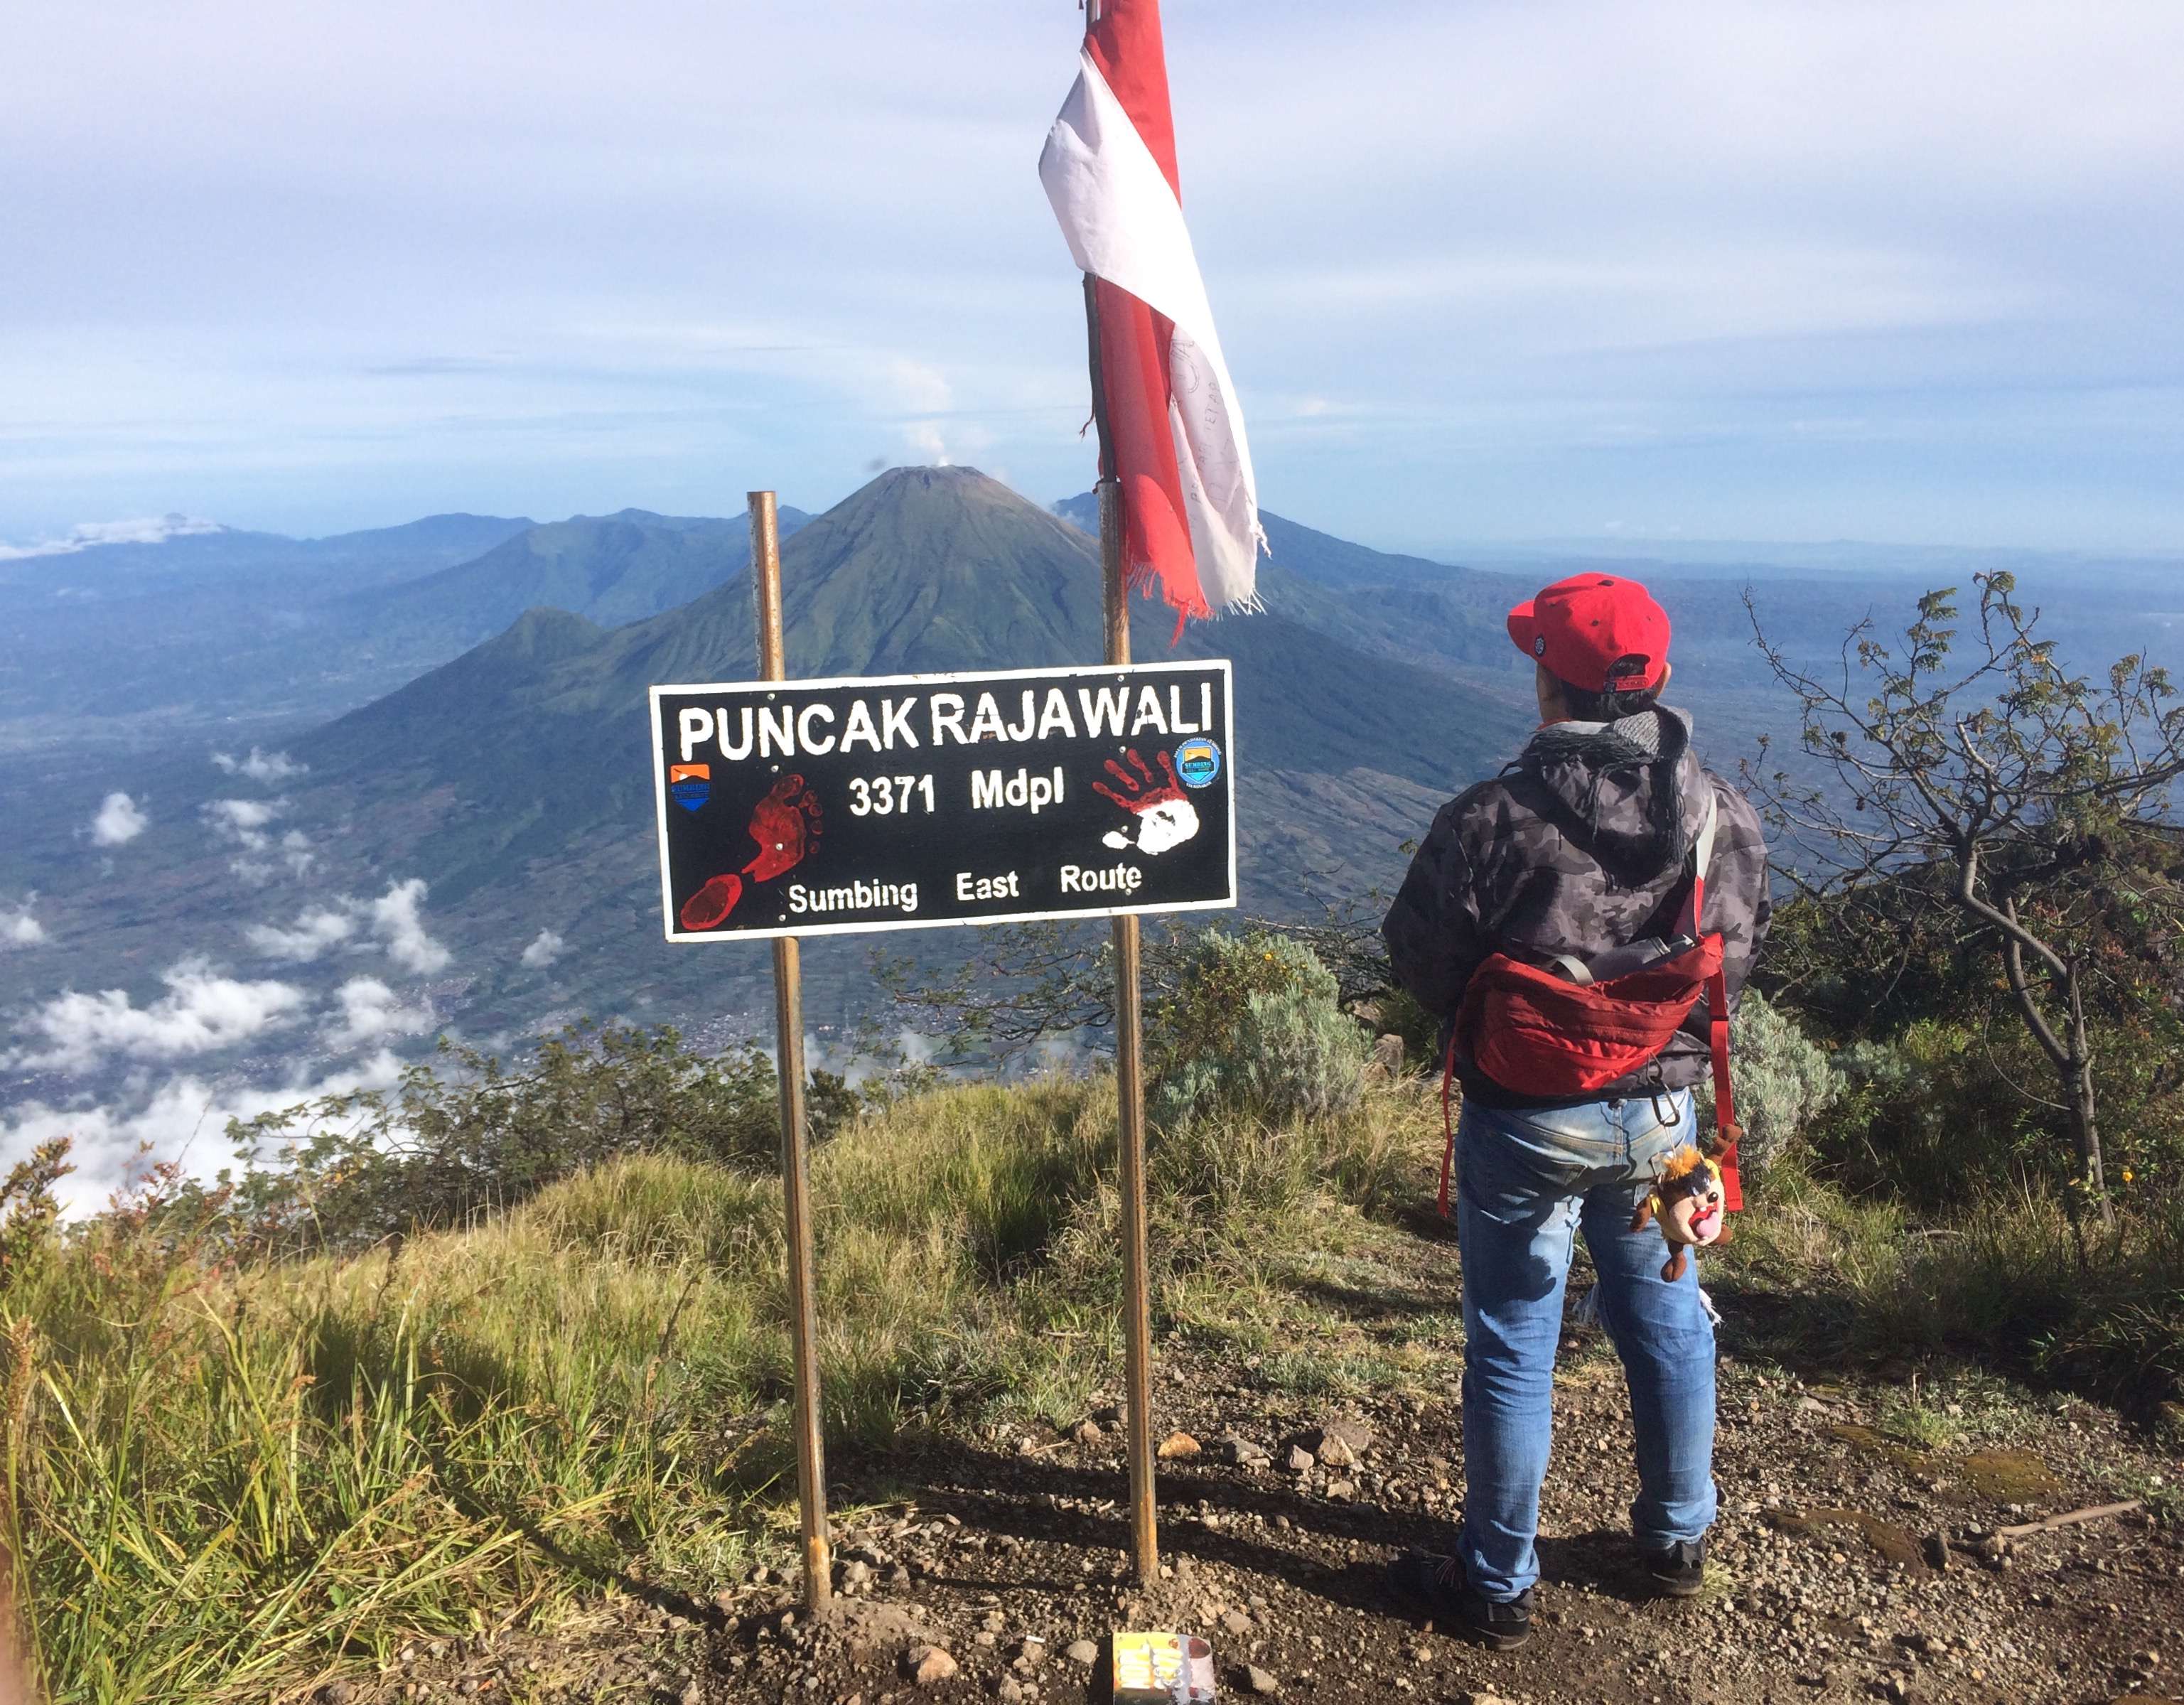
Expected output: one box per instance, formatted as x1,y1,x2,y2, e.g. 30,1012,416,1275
1386,1551,1534,1650
1641,1539,1706,1597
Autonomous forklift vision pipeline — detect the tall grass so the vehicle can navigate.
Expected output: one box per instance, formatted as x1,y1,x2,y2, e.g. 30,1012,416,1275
1723,1161,2184,1412
3,1073,1430,1703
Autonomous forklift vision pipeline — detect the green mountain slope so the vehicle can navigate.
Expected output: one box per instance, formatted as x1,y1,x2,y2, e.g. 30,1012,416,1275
1055,490,1479,593
344,506,813,648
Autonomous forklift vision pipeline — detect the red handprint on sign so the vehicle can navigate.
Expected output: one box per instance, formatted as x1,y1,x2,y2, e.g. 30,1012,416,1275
677,774,825,931
1094,748,1201,856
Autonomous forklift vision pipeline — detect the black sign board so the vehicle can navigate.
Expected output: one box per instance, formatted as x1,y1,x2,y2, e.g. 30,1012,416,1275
650,660,1236,941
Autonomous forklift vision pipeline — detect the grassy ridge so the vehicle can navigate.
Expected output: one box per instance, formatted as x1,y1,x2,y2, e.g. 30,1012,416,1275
11,1050,2180,1704
2,1077,1424,1704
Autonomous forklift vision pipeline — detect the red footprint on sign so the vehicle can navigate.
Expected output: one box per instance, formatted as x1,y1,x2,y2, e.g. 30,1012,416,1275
740,773,824,881
679,873,744,932
677,775,824,931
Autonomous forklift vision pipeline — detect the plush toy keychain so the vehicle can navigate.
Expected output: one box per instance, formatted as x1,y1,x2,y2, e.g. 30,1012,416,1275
1630,1146,1729,1282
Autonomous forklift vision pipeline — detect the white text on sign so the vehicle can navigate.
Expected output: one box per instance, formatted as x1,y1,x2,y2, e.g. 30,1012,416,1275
971,766,1066,814
676,682,1215,763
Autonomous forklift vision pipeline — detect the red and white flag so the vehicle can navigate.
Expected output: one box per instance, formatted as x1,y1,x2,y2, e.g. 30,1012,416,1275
1040,0,1264,621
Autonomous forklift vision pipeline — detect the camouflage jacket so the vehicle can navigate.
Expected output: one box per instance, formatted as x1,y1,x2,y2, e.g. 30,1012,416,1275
1381,706,1771,1104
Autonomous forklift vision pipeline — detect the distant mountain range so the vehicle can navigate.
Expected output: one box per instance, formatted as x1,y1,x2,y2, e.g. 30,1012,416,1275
0,512,534,591
4,468,1548,1059
0,505,817,752
0,512,538,751
343,506,814,650
278,467,1535,1032
7,468,2179,1089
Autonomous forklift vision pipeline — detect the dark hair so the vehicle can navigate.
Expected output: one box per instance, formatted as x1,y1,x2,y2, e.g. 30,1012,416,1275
1550,652,1664,721
1556,678,1662,722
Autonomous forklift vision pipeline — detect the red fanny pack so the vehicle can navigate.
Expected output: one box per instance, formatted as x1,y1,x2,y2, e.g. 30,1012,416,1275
1458,935,1723,1097
1437,796,1741,1215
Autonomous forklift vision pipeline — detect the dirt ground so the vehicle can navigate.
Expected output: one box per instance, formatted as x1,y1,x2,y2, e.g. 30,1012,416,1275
344,1212,2183,1705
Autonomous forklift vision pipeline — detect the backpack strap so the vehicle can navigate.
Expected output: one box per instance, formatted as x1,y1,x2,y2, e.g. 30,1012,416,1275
1438,1029,1458,1217
1689,788,1743,1209
1682,792,1720,937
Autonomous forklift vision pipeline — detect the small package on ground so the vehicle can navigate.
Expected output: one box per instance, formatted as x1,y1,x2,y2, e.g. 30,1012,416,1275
1112,1630,1217,1702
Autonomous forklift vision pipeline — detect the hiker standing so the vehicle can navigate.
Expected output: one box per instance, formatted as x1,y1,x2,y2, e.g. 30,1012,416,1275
1380,573,1770,1647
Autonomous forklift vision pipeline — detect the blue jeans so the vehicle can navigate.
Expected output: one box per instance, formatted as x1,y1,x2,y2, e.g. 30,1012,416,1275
1453,1089,1717,1601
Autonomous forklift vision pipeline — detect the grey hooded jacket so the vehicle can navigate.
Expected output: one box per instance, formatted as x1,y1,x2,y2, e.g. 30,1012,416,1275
1382,706,1771,1105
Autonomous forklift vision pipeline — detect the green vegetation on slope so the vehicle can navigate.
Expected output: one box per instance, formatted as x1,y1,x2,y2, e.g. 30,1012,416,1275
8,986,2184,1701
1,959,1424,1704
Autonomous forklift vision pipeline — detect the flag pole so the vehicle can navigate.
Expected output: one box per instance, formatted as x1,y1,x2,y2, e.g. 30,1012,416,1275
750,488,833,1613
1082,270,1161,1584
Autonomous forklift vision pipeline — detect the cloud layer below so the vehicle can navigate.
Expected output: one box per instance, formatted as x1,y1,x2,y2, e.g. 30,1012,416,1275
11,959,310,1072
0,513,221,560
1,1052,408,1218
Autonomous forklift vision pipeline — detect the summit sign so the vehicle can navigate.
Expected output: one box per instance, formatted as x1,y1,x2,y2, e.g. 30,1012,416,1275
650,660,1235,941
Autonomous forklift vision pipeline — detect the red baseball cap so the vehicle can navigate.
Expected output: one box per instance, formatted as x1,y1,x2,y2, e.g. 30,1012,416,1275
1507,573,1672,694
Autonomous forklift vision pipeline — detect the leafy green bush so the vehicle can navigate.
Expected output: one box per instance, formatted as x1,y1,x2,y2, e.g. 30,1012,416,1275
1814,1018,2062,1210
1694,990,1840,1182
1148,930,1371,1130
215,1022,788,1254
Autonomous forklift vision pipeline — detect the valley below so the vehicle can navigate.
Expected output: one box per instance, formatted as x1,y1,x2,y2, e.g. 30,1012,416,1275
4,468,2178,1209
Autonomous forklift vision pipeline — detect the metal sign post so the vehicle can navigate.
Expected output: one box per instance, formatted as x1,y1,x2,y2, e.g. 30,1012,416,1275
1084,278,1160,1583
1104,489,1160,1585
750,489,832,1613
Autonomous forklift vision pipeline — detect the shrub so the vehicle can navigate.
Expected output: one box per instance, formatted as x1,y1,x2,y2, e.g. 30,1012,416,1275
1814,1019,2057,1210
214,1023,792,1254
1148,930,1371,1130
1372,985,1443,1072
1694,990,1841,1182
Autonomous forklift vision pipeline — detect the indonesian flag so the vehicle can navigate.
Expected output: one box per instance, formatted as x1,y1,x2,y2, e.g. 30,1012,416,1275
1040,0,1264,620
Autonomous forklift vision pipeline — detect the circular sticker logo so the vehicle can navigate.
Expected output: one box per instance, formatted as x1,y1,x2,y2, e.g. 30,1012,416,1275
1174,736,1222,788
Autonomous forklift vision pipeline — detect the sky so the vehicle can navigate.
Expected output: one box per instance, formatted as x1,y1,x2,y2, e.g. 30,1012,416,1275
4,0,2182,555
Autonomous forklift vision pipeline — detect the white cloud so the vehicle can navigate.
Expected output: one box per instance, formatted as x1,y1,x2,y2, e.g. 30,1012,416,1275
1,898,45,947
211,747,308,783
520,928,565,969
323,975,433,1050
241,877,451,973
0,513,221,561
0,1051,407,1219
90,791,147,846
244,905,355,963
280,829,315,877
10,958,308,1071
205,796,285,851
367,878,450,975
